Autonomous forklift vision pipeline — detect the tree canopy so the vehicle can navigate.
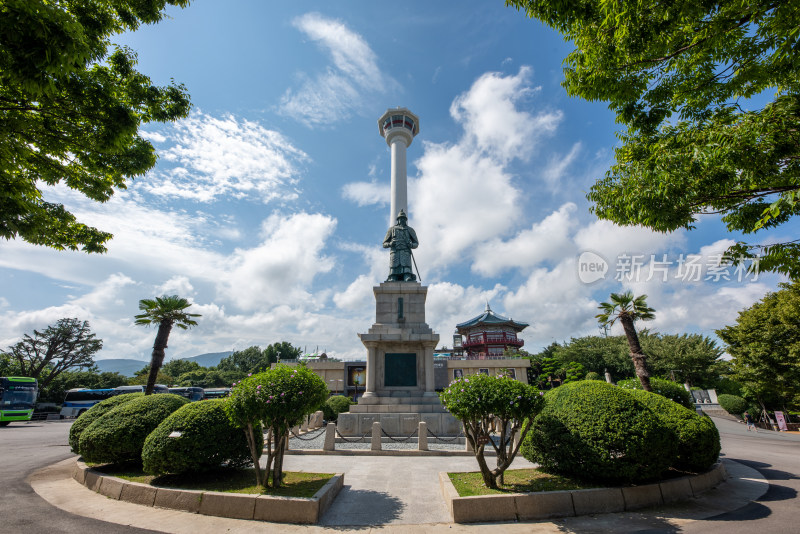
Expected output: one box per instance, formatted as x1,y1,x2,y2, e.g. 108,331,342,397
717,281,800,410
0,0,191,252
1,318,102,390
508,0,800,277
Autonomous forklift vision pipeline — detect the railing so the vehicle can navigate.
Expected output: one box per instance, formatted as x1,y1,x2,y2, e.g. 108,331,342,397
462,332,524,348
435,354,526,360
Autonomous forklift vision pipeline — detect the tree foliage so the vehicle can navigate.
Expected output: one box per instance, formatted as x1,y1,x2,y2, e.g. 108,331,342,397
508,0,800,277
439,373,543,489
717,281,800,410
225,365,328,488
134,295,200,395
2,318,102,390
0,0,191,252
521,381,676,484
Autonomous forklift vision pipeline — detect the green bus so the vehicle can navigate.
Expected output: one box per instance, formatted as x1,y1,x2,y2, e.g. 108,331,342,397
0,377,39,426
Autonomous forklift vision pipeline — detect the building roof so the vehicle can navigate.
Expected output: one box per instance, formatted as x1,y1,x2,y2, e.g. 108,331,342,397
456,303,529,332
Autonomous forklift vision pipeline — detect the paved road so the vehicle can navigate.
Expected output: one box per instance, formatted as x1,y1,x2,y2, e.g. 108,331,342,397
3,415,799,532
0,420,158,534
682,416,800,533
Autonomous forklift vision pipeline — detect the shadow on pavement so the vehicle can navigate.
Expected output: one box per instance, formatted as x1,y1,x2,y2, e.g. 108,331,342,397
731,459,799,482
552,511,682,533
319,488,404,527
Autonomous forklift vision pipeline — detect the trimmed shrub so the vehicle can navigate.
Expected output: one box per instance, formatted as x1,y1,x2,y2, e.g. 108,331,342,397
68,392,143,453
142,399,262,475
323,395,353,421
584,372,602,381
718,394,748,416
627,389,721,472
521,381,677,484
79,394,189,464
617,377,694,409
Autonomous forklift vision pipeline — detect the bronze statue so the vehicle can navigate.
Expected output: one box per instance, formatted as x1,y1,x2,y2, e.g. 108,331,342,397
383,209,418,282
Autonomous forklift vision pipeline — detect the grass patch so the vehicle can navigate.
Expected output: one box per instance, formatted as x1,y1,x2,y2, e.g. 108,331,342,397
448,468,598,496
92,465,333,498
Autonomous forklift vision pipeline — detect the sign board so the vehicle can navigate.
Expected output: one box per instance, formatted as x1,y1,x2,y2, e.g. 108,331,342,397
476,434,490,445
384,353,417,387
774,411,789,431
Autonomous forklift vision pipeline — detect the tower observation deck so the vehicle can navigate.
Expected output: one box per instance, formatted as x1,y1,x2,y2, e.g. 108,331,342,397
378,107,419,224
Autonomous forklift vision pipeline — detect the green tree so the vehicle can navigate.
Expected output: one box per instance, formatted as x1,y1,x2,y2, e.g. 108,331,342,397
2,318,102,390
262,342,303,368
596,292,656,391
216,346,266,374
225,365,328,488
439,373,543,489
645,333,725,388
134,295,200,395
0,0,191,253
161,358,201,381
508,0,800,277
552,334,632,379
717,282,800,411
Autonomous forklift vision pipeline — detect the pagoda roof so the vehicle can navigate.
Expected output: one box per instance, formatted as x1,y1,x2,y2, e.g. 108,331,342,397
456,303,529,332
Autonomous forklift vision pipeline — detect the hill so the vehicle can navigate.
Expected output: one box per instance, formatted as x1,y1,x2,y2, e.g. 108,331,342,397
178,351,232,368
94,358,148,377
94,351,232,376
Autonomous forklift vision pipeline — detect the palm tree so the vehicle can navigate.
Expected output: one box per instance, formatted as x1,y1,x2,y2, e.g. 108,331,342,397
596,291,655,392
135,295,201,395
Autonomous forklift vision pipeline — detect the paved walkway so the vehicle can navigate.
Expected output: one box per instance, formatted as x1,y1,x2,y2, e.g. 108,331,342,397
31,451,768,533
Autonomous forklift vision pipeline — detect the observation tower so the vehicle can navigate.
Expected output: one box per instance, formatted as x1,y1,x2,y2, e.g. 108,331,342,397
378,107,419,222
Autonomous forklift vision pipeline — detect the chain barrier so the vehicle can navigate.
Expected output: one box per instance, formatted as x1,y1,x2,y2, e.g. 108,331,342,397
289,427,327,440
380,428,418,442
425,429,464,442
335,427,371,443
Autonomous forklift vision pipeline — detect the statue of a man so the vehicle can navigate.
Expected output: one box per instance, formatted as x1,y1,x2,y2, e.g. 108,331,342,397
383,209,418,282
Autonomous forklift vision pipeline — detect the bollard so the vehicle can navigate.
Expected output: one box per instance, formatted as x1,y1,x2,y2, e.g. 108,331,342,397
418,421,428,451
371,421,382,451
301,418,309,433
323,422,336,451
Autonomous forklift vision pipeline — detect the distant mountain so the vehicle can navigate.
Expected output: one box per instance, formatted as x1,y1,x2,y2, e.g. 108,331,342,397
178,351,233,368
94,351,233,376
94,358,148,377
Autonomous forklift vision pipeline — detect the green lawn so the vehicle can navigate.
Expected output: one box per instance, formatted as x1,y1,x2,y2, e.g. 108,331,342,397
92,465,333,498
448,468,598,496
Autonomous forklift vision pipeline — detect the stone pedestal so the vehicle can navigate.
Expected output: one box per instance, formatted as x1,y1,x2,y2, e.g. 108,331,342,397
337,282,461,436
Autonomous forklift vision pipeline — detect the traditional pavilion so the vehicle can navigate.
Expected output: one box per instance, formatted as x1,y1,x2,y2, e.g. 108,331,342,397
455,303,528,358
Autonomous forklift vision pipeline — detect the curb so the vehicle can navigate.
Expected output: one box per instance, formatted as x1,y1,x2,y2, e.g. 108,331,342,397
72,459,343,524
440,461,728,523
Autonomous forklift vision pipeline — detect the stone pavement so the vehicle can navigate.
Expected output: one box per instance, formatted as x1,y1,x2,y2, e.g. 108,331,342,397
31,449,769,533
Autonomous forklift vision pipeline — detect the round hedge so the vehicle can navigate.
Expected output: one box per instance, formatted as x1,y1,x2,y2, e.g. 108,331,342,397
617,377,694,409
142,399,263,475
78,394,189,464
323,395,353,421
626,389,721,473
68,392,143,453
718,394,748,416
584,372,602,381
521,381,677,484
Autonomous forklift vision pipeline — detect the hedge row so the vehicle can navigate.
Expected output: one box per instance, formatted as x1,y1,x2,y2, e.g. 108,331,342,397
521,381,720,484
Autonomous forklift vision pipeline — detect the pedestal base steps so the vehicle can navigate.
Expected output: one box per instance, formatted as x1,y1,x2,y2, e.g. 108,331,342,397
337,411,461,436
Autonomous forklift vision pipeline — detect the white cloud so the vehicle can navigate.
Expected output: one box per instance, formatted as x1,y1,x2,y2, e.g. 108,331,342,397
449,67,562,162
221,212,338,310
281,13,397,126
156,276,195,297
140,112,308,203
342,180,389,207
472,203,579,276
543,142,582,189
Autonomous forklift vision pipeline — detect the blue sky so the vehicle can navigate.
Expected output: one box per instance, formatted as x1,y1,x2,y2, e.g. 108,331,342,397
0,1,792,362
